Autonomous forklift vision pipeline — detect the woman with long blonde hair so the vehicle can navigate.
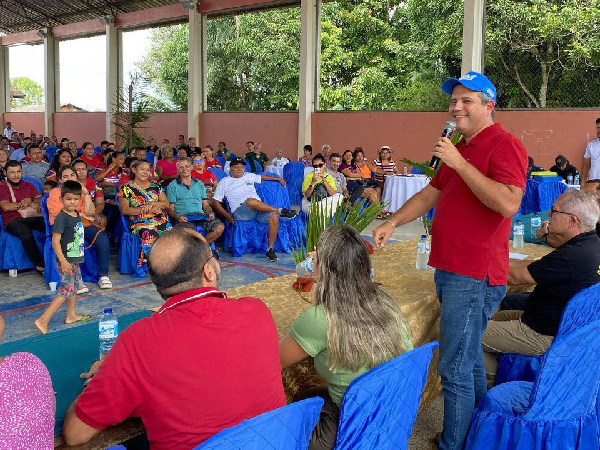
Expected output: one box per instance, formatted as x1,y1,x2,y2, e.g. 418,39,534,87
279,225,412,450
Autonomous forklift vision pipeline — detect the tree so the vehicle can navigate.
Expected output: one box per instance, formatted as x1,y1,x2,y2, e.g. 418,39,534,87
10,77,43,107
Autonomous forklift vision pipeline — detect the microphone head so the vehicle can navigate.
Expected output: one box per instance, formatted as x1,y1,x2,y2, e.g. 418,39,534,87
444,121,457,133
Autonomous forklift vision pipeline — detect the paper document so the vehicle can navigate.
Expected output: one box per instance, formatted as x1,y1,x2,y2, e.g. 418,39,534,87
509,252,528,260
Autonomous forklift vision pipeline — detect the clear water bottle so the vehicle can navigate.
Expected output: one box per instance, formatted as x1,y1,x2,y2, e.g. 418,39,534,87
416,235,430,270
531,213,541,241
567,174,573,185
513,220,524,248
574,174,580,186
99,308,118,359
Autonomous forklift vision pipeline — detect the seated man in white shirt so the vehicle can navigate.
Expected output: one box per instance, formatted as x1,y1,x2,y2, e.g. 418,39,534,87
271,148,290,167
211,157,297,262
301,153,344,214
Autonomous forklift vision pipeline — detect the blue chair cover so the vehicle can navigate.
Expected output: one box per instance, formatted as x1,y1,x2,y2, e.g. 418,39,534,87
208,167,227,182
215,156,226,168
116,212,145,277
146,151,155,164
283,162,305,207
410,166,425,174
94,146,101,154
518,180,567,215
104,446,126,450
497,282,600,385
223,181,305,257
466,322,600,450
46,146,59,162
334,341,438,450
194,397,323,450
22,177,42,193
40,195,99,285
0,214,44,271
245,159,263,174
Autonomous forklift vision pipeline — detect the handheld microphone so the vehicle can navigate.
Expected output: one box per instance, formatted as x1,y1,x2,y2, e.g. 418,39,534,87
428,121,457,171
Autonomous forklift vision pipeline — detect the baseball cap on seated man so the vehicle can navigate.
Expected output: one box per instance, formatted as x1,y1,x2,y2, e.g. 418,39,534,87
442,71,497,103
230,157,246,166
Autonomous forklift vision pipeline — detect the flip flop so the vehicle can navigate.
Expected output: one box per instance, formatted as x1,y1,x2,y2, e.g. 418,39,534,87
66,315,92,325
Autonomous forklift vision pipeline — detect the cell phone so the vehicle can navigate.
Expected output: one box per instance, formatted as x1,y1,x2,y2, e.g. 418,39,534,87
315,168,321,174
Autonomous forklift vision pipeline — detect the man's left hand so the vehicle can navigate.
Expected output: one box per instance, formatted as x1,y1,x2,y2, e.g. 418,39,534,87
432,137,466,171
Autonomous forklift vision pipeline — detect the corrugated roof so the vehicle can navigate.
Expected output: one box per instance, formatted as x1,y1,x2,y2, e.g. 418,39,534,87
9,85,25,98
0,0,181,35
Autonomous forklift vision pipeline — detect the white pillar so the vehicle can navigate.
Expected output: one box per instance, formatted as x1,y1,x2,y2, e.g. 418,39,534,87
297,0,320,158
461,0,485,74
43,32,57,137
188,8,206,142
106,22,118,141
0,46,8,114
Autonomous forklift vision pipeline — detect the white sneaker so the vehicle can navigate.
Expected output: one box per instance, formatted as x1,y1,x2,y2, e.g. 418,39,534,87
77,285,89,294
98,276,113,289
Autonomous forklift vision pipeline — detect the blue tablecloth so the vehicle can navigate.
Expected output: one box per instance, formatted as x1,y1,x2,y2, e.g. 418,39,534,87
0,310,152,436
517,180,567,215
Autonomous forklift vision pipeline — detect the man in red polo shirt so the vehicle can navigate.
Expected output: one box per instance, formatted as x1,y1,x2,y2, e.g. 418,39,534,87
373,71,527,450
63,227,286,450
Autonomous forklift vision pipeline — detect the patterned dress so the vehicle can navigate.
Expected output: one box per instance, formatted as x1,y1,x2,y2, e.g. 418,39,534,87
118,181,172,267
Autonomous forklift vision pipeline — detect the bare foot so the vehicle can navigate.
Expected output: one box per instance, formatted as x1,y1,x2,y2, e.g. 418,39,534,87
34,319,48,334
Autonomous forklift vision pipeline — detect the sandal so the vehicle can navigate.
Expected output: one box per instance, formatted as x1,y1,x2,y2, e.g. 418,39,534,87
66,315,92,325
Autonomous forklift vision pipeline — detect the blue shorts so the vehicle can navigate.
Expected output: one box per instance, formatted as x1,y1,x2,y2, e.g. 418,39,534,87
233,201,274,223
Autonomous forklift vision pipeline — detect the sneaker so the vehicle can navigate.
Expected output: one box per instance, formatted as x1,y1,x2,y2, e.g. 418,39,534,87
77,285,89,295
279,208,298,219
98,276,113,289
266,247,278,262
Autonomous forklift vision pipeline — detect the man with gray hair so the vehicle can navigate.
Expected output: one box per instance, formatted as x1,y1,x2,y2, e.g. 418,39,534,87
482,189,600,386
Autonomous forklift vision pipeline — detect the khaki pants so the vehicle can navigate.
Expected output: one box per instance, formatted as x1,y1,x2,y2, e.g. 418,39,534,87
482,310,554,385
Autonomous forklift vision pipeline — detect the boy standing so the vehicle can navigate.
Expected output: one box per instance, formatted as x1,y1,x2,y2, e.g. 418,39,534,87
34,181,91,334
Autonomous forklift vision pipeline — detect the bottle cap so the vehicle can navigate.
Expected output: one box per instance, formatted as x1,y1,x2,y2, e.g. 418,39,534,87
103,307,112,314
421,235,427,239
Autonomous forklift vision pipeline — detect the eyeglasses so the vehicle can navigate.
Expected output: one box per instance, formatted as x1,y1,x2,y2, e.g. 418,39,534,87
549,207,579,221
313,163,325,168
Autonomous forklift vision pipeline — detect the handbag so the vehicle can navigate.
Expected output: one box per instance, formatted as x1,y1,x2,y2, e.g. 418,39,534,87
7,183,42,218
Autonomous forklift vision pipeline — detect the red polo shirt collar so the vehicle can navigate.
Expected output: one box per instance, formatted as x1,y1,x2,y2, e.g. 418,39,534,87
158,287,227,314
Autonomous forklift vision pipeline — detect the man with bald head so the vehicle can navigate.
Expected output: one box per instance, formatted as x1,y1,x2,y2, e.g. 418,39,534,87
63,227,286,450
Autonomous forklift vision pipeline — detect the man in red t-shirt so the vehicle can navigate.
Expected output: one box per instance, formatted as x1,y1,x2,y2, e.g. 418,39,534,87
63,227,286,450
0,161,45,271
373,71,527,450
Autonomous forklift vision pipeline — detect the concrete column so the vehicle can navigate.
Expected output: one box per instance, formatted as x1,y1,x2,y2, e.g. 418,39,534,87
461,0,486,74
297,0,320,158
188,8,206,143
106,22,118,141
43,33,57,137
0,47,8,114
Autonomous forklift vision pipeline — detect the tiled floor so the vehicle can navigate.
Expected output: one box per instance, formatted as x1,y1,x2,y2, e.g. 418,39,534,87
0,217,442,449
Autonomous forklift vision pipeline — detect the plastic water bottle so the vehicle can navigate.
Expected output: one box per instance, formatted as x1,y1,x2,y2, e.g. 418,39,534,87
567,174,573,185
416,235,430,270
531,213,541,241
513,220,524,248
99,308,118,359
574,174,580,186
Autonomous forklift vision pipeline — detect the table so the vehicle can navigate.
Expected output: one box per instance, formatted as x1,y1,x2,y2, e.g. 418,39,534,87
518,180,567,215
0,311,152,449
265,165,285,178
382,175,430,213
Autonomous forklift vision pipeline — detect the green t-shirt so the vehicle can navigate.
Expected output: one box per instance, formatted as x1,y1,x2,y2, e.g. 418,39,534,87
245,151,269,173
290,305,413,406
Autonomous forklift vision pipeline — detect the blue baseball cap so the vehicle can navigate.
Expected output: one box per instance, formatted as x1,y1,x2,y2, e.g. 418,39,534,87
442,71,497,102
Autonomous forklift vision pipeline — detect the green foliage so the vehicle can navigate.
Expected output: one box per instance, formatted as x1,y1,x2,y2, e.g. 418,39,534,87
292,198,384,264
10,77,43,107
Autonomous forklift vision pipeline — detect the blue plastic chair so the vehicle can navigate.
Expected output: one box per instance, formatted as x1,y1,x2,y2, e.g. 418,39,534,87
223,181,305,257
45,146,59,162
0,213,44,273
40,194,99,286
94,146,101,154
283,162,305,207
194,397,324,450
22,177,42,193
466,322,600,450
215,156,226,168
146,151,155,164
116,212,145,278
334,341,438,450
245,159,263,174
496,282,600,385
208,167,227,182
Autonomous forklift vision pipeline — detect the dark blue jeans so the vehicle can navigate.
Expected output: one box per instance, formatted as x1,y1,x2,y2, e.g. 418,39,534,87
434,270,506,450
84,225,109,277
